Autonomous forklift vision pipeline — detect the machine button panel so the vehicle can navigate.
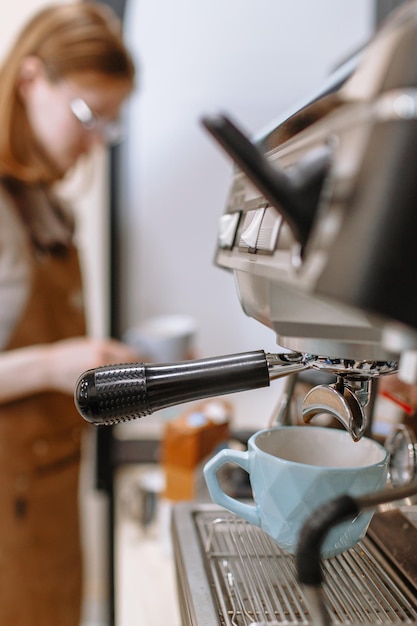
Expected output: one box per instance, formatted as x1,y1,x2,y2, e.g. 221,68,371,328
217,206,283,254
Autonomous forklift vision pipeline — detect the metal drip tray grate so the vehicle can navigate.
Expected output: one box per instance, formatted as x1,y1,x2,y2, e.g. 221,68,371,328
172,503,417,626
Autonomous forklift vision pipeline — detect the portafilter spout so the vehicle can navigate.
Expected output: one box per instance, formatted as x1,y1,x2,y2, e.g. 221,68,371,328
302,359,398,441
74,350,311,426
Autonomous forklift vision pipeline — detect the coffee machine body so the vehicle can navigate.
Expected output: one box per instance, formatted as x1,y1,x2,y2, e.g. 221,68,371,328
213,1,417,366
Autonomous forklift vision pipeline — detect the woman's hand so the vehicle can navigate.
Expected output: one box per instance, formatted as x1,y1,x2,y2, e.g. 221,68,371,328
44,336,140,395
0,337,140,402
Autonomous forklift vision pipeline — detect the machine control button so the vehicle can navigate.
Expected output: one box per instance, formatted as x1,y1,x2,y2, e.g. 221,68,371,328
239,207,265,251
256,207,282,252
217,212,241,249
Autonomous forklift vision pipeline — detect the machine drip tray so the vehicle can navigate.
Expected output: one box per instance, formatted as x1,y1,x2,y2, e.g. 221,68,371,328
172,502,417,626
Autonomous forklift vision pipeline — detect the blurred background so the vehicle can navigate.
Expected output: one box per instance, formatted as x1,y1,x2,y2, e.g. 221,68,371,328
0,1,382,624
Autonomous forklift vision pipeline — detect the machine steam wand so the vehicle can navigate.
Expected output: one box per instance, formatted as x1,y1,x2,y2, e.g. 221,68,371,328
296,477,417,626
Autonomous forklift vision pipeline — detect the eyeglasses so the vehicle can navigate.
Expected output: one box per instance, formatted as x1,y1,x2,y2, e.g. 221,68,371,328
70,97,124,145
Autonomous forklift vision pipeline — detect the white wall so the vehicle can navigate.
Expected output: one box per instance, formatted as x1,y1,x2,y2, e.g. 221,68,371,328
0,1,54,53
120,0,374,428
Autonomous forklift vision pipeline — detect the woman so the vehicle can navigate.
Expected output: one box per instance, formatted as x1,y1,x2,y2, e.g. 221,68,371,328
0,3,137,624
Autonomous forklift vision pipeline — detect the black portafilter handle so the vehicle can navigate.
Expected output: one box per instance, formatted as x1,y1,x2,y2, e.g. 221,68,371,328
74,350,271,426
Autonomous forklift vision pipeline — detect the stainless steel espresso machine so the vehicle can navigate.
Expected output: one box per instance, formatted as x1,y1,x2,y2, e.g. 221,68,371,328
75,2,417,624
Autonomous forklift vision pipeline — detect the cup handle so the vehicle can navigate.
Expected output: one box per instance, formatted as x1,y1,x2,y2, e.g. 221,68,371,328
203,448,260,527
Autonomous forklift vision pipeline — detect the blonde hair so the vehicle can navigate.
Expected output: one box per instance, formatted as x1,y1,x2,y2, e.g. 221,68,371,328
0,2,135,183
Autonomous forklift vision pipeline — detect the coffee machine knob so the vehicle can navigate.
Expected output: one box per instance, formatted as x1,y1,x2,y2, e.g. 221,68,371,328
385,424,417,488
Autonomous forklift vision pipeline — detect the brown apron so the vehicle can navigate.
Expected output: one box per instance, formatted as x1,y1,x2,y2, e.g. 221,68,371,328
0,235,87,625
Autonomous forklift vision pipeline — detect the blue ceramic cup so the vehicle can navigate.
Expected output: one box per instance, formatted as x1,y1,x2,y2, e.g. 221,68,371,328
204,426,388,558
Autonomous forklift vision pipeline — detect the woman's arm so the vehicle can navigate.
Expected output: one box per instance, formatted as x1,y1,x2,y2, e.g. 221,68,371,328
0,336,139,402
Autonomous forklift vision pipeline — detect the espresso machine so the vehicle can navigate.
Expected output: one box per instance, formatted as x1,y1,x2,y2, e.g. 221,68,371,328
75,2,417,624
